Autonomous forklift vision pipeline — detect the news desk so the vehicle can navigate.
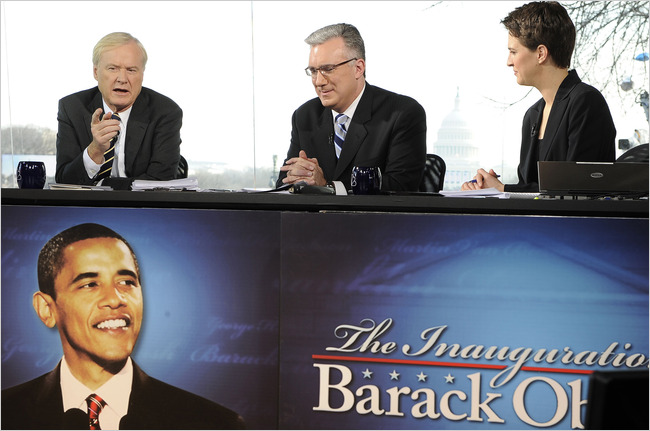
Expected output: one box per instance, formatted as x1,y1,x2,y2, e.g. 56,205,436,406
2,187,648,216
2,189,648,430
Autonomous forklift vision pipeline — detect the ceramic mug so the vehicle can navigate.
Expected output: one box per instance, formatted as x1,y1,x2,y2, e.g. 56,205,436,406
351,166,382,195
16,161,46,189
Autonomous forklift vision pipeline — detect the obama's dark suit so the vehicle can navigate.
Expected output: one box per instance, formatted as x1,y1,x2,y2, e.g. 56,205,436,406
1,361,244,430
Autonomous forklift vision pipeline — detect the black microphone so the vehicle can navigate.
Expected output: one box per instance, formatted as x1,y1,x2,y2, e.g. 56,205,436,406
531,123,538,137
63,408,88,429
328,133,334,146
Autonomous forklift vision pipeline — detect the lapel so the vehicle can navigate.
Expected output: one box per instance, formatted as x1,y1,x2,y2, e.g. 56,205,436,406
123,91,149,175
119,361,157,429
539,70,580,160
35,364,66,421
528,105,544,167
334,85,371,179
33,363,87,429
313,108,338,178
86,91,104,141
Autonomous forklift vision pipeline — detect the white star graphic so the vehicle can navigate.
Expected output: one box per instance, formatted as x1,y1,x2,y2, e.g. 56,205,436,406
444,373,455,383
362,368,373,379
417,372,427,382
389,370,400,380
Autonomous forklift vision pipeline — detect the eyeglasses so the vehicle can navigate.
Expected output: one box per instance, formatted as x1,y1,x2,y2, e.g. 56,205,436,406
305,58,357,78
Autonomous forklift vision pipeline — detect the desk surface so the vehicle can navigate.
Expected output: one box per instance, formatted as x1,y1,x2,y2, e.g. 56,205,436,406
2,188,647,218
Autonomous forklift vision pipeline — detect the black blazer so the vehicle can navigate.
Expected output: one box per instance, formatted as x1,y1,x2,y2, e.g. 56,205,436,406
55,87,183,185
1,361,244,430
505,70,616,192
277,83,427,192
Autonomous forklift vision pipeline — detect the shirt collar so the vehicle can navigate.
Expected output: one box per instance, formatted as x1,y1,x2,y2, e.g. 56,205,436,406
332,82,366,123
102,100,132,124
60,355,133,418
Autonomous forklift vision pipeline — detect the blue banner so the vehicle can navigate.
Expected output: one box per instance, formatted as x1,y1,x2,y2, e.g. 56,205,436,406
2,206,647,429
279,212,649,429
1,205,280,429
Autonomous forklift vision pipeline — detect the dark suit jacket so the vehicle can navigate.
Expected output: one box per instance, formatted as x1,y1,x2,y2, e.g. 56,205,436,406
505,70,616,192
277,83,427,192
1,361,245,430
55,87,183,185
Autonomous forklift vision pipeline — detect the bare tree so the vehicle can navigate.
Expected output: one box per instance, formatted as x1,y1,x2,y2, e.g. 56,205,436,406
1,125,56,155
563,0,649,117
428,1,650,117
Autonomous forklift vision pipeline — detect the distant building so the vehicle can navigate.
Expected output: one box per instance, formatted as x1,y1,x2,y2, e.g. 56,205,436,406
432,89,480,191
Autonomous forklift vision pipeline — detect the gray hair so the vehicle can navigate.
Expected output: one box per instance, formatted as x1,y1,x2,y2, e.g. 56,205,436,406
305,23,366,61
93,32,148,68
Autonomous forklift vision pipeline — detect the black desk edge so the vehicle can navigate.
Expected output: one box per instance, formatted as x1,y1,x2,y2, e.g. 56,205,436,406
2,189,648,218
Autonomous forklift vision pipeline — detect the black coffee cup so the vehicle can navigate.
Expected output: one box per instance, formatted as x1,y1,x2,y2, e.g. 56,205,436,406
351,166,382,195
16,161,46,189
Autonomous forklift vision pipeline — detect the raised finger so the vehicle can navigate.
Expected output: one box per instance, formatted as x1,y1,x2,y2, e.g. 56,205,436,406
91,108,103,125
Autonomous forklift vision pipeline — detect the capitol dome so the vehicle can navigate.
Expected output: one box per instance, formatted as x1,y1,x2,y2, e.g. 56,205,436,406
433,88,480,190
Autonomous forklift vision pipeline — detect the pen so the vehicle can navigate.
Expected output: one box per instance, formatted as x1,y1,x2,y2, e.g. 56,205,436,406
469,175,500,184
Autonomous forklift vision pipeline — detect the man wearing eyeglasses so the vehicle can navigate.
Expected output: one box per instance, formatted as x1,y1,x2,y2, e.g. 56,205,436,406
277,23,427,192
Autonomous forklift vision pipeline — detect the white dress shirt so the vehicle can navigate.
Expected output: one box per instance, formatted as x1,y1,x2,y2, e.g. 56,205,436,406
60,356,133,430
329,84,366,191
331,82,366,142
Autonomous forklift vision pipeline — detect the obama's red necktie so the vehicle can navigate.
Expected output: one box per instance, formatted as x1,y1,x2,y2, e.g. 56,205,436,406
86,393,106,430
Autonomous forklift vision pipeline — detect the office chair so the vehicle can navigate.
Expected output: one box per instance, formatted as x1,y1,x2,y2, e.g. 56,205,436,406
616,143,648,163
419,154,446,192
177,155,189,178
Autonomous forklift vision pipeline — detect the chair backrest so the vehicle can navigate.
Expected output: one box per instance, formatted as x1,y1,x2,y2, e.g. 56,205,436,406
419,154,446,192
177,155,189,178
616,143,649,163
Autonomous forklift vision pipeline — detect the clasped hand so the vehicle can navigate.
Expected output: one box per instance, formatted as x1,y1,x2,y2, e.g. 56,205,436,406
280,150,327,186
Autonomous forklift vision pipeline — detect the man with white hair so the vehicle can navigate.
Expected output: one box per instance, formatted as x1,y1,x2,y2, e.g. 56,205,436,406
55,32,183,186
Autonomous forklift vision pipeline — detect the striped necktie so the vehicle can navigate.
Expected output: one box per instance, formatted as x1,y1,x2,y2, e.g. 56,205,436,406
96,113,121,182
334,113,348,159
86,393,106,430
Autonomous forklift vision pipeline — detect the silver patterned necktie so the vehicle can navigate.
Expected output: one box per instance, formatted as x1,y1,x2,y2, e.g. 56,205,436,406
334,113,348,159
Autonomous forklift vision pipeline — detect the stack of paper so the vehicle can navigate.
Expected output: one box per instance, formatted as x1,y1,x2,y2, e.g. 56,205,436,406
440,188,540,199
131,178,199,191
49,183,112,191
440,188,510,199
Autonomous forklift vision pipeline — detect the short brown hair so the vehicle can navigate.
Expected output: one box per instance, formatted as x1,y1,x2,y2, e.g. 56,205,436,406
502,1,576,69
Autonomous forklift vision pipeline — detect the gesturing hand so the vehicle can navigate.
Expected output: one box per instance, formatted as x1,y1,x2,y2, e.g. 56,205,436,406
87,108,121,164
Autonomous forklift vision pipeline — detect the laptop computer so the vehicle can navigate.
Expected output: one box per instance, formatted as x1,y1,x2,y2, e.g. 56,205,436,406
537,161,649,197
